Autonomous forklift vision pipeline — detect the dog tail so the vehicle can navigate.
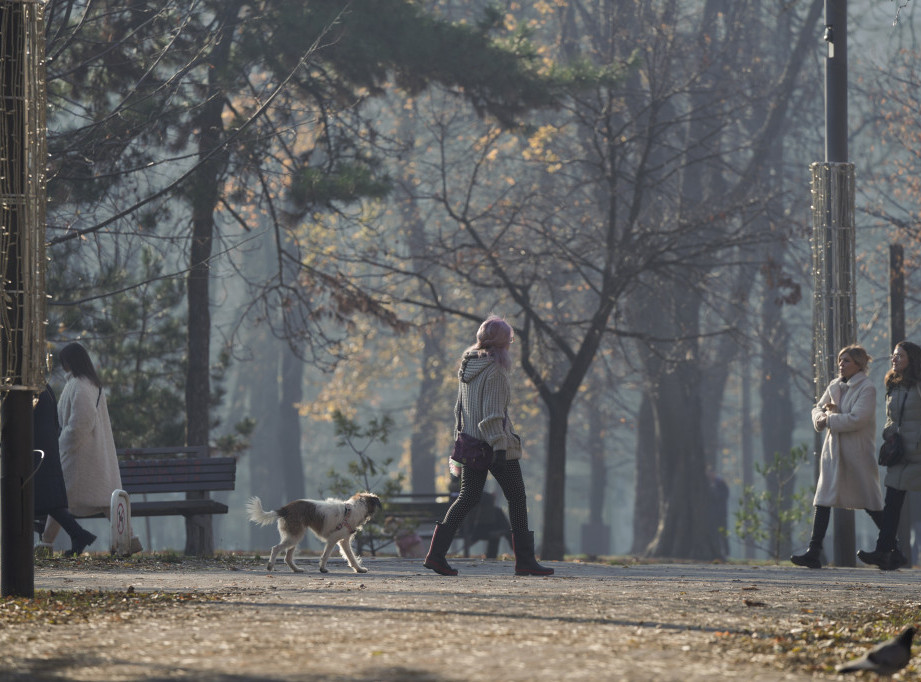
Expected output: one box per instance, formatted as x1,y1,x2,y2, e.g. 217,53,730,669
246,496,278,526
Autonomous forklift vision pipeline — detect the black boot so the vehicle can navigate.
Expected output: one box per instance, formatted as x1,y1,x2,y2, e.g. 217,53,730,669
512,530,554,576
858,538,902,568
791,543,822,569
858,546,889,568
423,523,458,576
50,508,97,557
792,506,828,569
883,547,910,571
64,528,97,557
860,543,910,570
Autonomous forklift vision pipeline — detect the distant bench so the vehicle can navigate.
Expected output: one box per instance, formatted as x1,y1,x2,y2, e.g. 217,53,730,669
84,446,236,519
368,492,511,558
383,493,452,530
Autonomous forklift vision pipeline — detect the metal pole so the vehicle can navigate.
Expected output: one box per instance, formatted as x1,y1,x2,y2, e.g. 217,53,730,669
0,2,33,595
1,395,34,596
812,0,856,567
825,0,847,163
812,163,856,567
0,0,48,596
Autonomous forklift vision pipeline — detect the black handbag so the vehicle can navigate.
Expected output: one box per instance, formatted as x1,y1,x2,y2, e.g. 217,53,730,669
449,393,504,470
450,432,494,471
879,391,909,467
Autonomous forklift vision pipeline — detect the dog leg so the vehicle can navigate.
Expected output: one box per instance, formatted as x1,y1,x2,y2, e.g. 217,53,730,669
318,541,336,573
267,543,285,571
339,537,368,573
284,546,303,573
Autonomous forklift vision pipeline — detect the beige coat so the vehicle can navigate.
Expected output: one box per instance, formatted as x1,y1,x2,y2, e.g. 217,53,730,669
57,374,122,516
883,383,921,492
811,372,883,510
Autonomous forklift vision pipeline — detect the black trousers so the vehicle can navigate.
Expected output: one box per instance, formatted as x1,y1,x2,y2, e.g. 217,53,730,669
441,460,529,535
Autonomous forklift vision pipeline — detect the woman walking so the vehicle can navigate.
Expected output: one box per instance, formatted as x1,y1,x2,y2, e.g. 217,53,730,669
858,340,921,570
39,342,122,549
424,315,553,576
33,384,97,556
791,345,883,569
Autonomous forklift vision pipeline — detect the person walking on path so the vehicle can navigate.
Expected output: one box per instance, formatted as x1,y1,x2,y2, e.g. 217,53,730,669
33,384,97,556
39,342,122,548
424,315,553,577
791,345,883,569
858,341,921,570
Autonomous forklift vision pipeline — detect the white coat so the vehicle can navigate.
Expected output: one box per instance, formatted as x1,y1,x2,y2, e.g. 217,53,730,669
811,371,883,510
57,374,122,516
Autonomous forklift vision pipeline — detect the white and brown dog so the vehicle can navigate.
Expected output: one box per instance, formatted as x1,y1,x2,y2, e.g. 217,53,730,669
246,492,381,573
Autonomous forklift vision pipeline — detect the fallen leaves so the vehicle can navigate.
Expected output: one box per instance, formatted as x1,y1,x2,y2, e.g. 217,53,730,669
0,588,222,627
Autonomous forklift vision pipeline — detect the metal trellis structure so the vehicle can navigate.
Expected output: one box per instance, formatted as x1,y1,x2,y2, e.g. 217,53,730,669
1,0,48,597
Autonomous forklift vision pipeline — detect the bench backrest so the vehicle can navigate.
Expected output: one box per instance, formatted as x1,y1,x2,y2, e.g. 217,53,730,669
118,446,209,459
118,457,237,495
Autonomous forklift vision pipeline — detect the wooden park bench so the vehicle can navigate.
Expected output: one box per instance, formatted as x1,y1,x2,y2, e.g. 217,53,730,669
83,446,236,519
363,492,511,558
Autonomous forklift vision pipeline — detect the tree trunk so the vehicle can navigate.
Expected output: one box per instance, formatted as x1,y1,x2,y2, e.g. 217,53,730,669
760,263,795,557
644,294,722,560
184,4,240,556
280,346,305,501
741,363,755,559
410,327,442,494
541,395,571,559
631,394,658,554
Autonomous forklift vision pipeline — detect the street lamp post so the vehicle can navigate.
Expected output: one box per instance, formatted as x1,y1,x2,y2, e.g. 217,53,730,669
811,0,856,567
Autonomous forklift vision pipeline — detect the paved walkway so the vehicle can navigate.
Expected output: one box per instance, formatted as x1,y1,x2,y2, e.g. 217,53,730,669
5,558,921,680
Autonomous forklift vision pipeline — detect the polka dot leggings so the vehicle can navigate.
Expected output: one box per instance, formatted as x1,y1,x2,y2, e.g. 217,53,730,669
441,459,529,535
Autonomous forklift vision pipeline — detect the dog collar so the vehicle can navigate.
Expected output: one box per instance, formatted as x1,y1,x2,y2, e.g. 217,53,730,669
335,504,355,533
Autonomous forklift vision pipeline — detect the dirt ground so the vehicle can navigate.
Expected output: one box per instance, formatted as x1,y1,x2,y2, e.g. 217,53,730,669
3,556,921,681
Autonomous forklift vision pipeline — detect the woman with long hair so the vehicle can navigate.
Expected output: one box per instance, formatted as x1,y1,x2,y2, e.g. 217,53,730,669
423,315,553,577
858,340,921,570
39,342,122,553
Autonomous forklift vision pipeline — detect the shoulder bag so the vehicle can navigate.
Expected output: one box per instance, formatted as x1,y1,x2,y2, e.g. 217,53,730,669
449,391,498,471
879,389,909,467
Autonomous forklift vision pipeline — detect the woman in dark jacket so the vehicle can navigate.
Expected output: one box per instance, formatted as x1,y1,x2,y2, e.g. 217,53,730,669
857,341,921,570
34,384,97,556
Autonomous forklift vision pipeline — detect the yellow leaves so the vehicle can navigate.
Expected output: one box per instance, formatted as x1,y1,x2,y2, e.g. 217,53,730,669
523,124,564,173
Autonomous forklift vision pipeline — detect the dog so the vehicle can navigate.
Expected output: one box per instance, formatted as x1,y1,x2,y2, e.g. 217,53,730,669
246,492,382,573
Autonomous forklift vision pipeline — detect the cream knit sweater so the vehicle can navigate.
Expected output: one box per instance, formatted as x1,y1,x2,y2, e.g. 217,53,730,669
454,353,522,459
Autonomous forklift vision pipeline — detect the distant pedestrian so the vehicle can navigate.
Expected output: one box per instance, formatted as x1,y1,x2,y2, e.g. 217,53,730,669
33,384,97,556
792,345,883,569
39,343,122,550
423,315,553,576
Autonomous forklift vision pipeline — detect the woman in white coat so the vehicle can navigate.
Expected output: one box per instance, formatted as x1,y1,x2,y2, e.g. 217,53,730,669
791,345,883,569
40,342,122,554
